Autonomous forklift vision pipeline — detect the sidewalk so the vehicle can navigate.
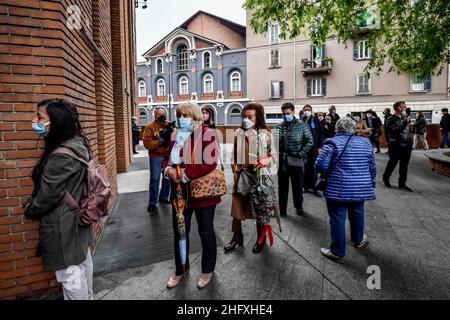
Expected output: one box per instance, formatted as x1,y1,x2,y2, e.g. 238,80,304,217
93,145,450,300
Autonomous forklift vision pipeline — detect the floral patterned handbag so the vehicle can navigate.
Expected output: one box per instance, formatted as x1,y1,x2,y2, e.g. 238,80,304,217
189,137,227,200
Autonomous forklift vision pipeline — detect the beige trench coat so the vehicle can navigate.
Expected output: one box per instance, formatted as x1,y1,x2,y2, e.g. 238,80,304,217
230,129,255,220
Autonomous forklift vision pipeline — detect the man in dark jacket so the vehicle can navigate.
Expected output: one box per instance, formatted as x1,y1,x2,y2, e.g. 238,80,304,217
365,111,382,153
302,104,324,197
276,102,313,216
327,105,340,124
440,108,450,148
382,101,413,192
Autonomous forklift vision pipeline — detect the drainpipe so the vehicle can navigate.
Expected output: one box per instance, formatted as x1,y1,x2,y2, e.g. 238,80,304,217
293,38,297,105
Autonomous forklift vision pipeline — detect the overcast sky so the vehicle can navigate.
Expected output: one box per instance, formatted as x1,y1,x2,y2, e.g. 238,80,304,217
135,0,247,62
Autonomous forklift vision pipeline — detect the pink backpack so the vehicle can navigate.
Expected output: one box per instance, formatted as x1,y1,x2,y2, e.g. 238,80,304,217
51,147,111,226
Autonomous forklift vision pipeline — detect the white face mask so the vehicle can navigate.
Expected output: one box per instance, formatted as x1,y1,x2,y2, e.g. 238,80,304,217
354,116,360,121
242,118,254,129
318,116,324,121
304,110,312,117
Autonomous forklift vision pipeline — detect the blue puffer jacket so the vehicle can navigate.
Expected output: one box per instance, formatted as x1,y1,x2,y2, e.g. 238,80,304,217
315,133,376,202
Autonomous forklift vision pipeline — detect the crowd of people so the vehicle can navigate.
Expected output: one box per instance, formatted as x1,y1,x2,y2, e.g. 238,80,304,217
26,98,450,299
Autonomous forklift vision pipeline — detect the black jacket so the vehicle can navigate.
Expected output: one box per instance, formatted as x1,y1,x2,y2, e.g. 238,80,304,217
365,117,382,137
386,114,413,146
441,113,450,132
304,116,324,151
414,118,427,135
25,137,93,271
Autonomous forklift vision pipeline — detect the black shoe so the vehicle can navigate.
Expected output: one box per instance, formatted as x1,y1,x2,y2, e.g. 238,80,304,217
313,190,323,198
383,179,392,188
296,208,304,216
159,198,171,204
147,205,157,216
224,233,244,252
399,184,412,192
252,239,265,254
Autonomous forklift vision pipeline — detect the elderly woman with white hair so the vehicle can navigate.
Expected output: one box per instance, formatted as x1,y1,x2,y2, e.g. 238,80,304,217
315,117,376,263
163,102,223,289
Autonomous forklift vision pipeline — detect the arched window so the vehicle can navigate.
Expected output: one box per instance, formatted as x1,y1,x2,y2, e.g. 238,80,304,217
231,107,241,114
157,78,166,96
230,71,241,92
178,45,188,71
179,76,189,95
156,58,163,74
203,51,211,68
138,80,146,97
203,74,213,93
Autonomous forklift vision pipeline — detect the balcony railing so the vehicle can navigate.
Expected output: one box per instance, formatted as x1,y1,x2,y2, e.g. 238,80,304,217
201,92,215,100
301,58,332,76
137,96,147,104
177,94,190,101
155,95,167,103
229,91,243,99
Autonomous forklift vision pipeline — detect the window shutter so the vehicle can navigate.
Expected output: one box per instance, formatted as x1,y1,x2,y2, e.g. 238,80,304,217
307,79,312,97
279,81,284,98
425,73,432,91
321,46,326,59
321,78,327,96
270,81,274,98
353,41,358,60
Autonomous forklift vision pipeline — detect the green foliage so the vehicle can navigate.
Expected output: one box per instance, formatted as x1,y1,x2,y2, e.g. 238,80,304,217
243,0,450,78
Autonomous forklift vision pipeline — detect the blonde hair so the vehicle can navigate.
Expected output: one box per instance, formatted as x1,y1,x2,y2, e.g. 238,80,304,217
176,102,203,123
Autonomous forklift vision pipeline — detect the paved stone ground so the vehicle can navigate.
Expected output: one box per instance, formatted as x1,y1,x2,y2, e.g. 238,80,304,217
93,143,450,300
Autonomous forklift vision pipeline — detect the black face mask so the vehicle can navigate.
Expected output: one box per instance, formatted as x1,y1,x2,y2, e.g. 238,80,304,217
157,115,166,122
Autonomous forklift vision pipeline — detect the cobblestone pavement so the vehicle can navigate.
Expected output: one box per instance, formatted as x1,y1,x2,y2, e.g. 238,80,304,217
93,144,450,300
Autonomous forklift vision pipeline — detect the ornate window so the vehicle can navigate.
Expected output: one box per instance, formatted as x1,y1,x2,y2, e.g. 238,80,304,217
179,76,189,95
138,80,146,97
230,71,241,91
178,45,189,71
203,74,214,93
157,78,166,96
203,51,211,68
156,58,163,74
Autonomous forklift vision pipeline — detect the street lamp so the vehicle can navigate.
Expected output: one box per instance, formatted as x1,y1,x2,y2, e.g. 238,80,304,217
165,52,177,121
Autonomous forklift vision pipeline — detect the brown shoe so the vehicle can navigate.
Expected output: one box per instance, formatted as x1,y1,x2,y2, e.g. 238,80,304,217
166,273,184,289
197,273,213,289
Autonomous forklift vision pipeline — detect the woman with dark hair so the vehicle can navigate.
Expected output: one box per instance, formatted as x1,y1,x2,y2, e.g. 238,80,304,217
224,103,280,254
24,99,94,300
202,107,216,129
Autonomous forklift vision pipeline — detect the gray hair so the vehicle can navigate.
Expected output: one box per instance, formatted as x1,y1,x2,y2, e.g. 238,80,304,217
335,117,356,134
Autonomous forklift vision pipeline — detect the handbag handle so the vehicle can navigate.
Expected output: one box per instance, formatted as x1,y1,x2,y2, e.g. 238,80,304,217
325,134,353,176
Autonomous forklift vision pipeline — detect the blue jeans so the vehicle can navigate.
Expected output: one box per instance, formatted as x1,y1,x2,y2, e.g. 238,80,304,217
326,200,365,257
149,156,170,206
441,131,450,148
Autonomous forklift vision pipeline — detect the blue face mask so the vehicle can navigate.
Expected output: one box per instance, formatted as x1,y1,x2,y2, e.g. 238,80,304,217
283,114,294,122
178,117,193,132
32,122,50,137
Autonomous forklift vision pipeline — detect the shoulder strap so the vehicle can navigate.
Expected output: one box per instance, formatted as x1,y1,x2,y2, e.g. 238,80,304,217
51,147,89,166
325,135,353,175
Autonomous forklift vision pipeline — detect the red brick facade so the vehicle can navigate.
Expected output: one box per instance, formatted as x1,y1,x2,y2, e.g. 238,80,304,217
0,0,137,299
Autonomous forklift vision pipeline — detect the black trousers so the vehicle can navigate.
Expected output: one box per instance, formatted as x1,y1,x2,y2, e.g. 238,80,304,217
383,144,412,185
370,135,380,151
172,205,217,276
304,151,318,190
278,166,304,214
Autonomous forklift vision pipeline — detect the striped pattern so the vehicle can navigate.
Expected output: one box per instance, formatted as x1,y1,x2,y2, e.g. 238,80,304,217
315,133,376,202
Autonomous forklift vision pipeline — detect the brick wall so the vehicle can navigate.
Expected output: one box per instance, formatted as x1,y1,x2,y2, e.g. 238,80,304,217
0,0,136,299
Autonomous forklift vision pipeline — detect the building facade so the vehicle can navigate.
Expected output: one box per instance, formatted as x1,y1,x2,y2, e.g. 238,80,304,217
246,11,450,124
0,0,137,299
137,11,248,126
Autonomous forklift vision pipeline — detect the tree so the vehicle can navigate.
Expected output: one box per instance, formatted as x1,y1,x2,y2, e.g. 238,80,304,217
243,0,450,79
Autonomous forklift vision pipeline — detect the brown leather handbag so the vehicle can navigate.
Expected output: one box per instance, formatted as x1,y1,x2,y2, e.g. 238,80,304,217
189,137,227,200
